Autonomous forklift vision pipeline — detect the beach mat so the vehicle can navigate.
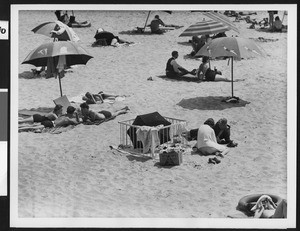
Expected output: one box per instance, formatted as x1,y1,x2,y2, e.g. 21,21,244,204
18,107,54,117
19,125,76,134
157,75,201,83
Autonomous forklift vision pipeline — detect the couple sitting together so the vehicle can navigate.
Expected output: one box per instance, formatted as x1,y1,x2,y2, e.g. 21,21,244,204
183,118,237,163
18,103,129,131
165,51,226,81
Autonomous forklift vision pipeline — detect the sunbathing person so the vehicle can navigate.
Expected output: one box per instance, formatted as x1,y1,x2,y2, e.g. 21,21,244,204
196,56,227,81
93,28,133,47
18,104,63,125
166,51,196,78
194,118,230,158
82,91,119,104
18,105,81,131
79,102,129,123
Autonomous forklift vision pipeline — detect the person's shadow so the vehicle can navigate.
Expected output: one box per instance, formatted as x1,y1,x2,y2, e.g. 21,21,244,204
177,96,250,110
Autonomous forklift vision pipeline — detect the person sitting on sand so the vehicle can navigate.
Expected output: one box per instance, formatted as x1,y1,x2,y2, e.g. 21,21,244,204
166,51,196,78
190,35,206,56
79,102,129,123
194,118,230,158
212,32,227,39
182,117,237,147
82,91,119,104
18,104,63,125
271,16,283,32
93,28,133,47
150,15,166,34
196,56,225,81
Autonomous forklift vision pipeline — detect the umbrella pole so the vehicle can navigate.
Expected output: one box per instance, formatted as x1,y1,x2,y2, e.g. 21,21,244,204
231,57,234,98
143,11,151,31
58,74,63,97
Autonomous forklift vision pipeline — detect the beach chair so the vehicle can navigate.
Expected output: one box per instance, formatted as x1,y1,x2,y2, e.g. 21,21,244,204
53,95,71,114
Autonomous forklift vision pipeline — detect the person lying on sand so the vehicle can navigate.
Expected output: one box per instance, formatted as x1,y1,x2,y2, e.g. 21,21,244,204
93,28,134,47
166,51,196,78
82,91,119,104
196,56,229,82
18,104,63,125
189,118,230,162
79,102,129,123
18,106,81,131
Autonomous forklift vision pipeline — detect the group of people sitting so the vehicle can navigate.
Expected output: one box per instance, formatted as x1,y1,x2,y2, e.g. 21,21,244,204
182,117,237,164
18,103,130,131
165,50,226,82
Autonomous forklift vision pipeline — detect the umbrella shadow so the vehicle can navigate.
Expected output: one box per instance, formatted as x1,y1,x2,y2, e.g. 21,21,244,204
177,96,250,110
178,41,192,46
156,75,201,83
119,30,156,35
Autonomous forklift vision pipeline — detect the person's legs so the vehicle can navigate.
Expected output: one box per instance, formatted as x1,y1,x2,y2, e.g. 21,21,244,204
111,107,129,117
18,116,34,124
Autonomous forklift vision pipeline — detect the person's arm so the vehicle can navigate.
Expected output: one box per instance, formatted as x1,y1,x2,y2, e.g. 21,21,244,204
159,19,165,26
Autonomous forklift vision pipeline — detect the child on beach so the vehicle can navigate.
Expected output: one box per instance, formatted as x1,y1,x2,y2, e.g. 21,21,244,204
165,51,196,78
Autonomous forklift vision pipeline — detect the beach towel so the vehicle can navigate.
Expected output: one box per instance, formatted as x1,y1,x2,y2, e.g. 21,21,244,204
18,124,76,134
136,125,161,154
82,115,116,125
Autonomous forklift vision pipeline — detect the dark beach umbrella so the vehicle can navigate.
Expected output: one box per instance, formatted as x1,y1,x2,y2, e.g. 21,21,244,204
32,21,80,42
22,41,93,96
179,20,230,37
196,37,265,100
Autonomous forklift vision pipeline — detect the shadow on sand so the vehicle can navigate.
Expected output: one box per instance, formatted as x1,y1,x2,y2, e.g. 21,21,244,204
177,96,250,110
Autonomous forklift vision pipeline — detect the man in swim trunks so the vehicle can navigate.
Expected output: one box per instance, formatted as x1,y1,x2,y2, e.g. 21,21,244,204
79,102,129,123
165,51,196,78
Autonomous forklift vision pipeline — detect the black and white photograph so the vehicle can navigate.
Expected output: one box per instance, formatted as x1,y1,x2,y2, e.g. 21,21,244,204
10,4,297,229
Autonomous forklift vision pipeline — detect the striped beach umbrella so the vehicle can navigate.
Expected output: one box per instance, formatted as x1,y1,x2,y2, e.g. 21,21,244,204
203,11,240,33
196,37,265,99
32,21,80,42
179,20,230,37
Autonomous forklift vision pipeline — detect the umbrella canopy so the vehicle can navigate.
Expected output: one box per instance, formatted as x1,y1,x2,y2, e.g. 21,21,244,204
179,20,230,37
22,41,93,67
202,11,240,33
22,41,93,96
196,37,265,99
32,21,80,42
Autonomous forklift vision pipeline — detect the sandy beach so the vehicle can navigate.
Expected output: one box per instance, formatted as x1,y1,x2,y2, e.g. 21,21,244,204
13,7,293,227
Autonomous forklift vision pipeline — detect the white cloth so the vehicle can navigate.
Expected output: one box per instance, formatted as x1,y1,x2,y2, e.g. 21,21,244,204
196,124,227,152
136,126,161,154
169,122,187,138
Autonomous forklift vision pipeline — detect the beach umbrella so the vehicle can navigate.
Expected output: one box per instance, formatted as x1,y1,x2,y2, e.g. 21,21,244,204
179,20,231,37
22,41,93,96
32,21,80,42
202,11,240,33
196,37,265,100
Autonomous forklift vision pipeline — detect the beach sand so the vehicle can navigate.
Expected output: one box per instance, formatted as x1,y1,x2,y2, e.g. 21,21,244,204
16,10,288,220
